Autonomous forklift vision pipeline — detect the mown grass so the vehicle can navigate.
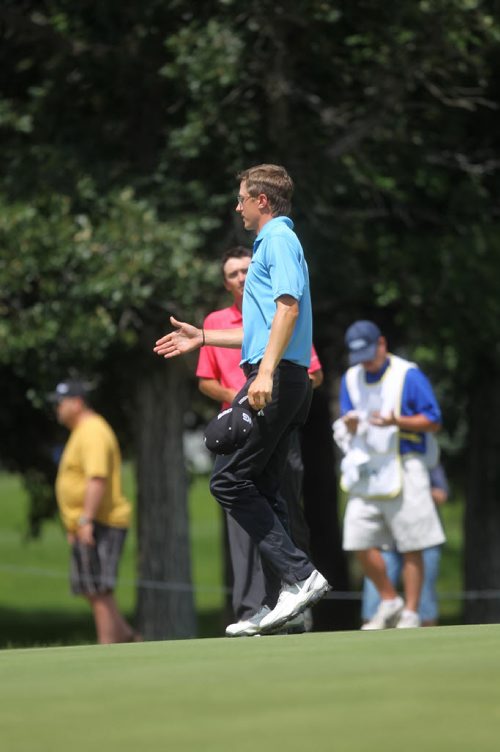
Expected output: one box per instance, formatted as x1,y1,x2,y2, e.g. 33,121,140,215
0,626,498,752
0,467,464,648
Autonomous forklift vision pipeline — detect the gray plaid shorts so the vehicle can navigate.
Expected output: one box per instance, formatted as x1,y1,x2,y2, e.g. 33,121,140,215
70,521,127,596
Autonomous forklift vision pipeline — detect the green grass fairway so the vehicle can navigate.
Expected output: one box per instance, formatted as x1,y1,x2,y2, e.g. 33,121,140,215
1,625,498,752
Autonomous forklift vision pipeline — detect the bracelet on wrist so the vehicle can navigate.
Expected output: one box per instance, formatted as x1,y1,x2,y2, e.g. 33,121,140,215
78,515,93,527
201,328,205,346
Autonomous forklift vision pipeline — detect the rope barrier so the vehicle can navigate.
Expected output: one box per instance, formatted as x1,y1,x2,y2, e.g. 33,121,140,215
2,563,500,601
0,563,230,594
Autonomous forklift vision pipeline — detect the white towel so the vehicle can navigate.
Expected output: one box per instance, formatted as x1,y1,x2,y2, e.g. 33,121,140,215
333,417,371,491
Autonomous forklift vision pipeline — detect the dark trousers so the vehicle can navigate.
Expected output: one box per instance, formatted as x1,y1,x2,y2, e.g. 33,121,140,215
225,514,277,620
210,361,314,605
226,429,311,620
281,429,311,557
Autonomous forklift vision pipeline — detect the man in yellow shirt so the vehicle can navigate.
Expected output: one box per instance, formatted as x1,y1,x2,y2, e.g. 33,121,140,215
51,379,137,643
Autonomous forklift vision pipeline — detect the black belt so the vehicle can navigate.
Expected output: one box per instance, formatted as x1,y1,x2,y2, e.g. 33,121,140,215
242,359,307,377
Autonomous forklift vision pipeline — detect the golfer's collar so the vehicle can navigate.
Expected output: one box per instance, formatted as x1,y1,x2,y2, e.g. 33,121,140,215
254,216,293,245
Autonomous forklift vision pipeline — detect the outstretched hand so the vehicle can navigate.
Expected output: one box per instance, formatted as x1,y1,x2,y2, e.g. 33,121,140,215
154,316,203,358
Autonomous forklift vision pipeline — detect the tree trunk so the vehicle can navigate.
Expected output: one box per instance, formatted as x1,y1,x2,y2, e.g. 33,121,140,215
464,360,500,624
301,388,358,630
135,345,196,639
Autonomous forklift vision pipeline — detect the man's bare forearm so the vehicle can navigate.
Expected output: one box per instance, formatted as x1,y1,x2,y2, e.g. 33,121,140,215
370,411,441,433
199,379,237,405
309,368,324,389
396,415,441,433
82,477,107,520
204,327,243,348
154,318,242,358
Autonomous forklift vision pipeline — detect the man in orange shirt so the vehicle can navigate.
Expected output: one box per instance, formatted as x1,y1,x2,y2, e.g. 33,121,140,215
196,246,323,635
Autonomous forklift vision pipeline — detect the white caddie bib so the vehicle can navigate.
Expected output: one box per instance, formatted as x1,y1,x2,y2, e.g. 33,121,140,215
341,355,415,499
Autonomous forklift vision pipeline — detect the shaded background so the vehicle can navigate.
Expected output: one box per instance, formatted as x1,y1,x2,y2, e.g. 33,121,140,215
1,1,499,639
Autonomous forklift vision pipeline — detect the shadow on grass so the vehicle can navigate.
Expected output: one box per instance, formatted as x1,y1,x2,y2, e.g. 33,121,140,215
0,607,228,649
0,599,464,649
197,607,232,639
0,607,96,649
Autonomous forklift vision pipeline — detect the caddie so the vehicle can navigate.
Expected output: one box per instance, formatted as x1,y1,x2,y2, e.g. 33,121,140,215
336,320,445,630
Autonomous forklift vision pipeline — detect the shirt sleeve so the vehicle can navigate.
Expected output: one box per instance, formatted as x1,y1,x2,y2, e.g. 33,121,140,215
340,374,354,415
196,346,221,380
308,344,322,374
264,235,306,302
401,368,442,423
80,428,111,479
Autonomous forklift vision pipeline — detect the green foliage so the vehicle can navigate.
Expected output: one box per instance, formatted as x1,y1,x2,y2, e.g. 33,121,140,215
0,189,220,381
1,0,500,528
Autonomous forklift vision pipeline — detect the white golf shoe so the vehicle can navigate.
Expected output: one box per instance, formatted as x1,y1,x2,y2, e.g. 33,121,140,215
396,609,421,629
285,607,314,634
361,596,404,630
259,570,330,634
225,605,271,637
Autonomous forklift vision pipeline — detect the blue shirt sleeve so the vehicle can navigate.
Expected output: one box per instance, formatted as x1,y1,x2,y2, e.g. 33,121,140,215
401,368,441,423
340,374,354,415
263,235,305,302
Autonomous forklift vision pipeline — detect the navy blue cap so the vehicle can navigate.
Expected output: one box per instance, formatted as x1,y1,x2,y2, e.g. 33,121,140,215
345,321,381,365
204,397,254,455
48,380,89,404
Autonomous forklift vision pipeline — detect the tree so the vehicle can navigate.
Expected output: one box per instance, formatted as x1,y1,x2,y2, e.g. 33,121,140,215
0,1,237,638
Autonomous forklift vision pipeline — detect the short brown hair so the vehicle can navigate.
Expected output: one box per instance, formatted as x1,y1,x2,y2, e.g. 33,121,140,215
237,164,294,216
221,246,252,278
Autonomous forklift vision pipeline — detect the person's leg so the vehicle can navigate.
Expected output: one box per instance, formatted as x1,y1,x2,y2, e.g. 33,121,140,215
280,429,311,556
361,550,402,621
356,548,404,630
73,523,138,644
220,513,234,624
211,364,328,632
391,456,445,579
361,575,380,622
401,550,423,612
226,514,279,621
357,549,400,600
210,364,314,585
255,427,313,632
384,458,445,628
419,545,442,626
86,592,137,644
279,428,314,631
343,496,403,629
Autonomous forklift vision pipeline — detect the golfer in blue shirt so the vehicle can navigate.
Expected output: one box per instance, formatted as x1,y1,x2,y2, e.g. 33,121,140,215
154,164,329,636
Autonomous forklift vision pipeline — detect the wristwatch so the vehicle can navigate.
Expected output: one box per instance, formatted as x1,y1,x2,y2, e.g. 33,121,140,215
78,515,93,527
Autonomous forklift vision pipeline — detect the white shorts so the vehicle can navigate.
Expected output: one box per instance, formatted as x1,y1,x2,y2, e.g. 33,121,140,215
342,455,446,553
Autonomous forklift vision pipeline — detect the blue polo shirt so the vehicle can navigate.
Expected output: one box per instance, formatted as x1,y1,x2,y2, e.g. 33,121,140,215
241,216,312,367
339,357,442,456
